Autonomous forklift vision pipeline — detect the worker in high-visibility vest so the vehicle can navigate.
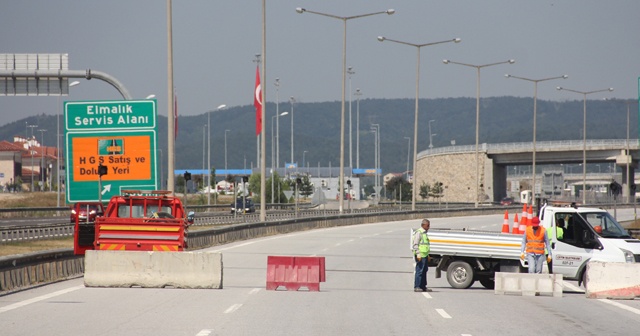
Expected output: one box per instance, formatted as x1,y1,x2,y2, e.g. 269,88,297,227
412,219,431,292
520,216,552,274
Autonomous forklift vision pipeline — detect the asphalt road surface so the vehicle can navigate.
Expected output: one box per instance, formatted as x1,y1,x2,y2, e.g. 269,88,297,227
1,209,640,335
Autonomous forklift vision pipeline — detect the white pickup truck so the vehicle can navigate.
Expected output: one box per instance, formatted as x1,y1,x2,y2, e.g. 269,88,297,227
429,205,640,289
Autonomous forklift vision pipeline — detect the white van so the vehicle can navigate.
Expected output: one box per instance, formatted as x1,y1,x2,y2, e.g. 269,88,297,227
542,205,640,285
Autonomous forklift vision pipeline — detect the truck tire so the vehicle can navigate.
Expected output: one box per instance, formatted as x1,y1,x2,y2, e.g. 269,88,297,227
446,261,475,289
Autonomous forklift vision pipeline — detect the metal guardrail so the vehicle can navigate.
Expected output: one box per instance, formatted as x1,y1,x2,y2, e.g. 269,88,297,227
0,203,471,243
0,206,69,218
0,223,74,243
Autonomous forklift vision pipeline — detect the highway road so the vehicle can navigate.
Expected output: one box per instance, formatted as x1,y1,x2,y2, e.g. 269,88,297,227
1,209,640,335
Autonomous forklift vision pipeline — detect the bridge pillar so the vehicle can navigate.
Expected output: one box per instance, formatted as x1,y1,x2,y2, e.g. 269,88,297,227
616,152,637,203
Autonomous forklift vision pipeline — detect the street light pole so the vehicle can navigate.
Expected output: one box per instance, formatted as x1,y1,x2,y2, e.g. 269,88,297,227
371,127,378,194
27,124,38,192
428,119,436,148
354,88,362,169
303,150,308,169
290,96,295,165
208,104,226,205
225,129,230,171
378,36,460,210
557,86,614,205
296,6,395,213
274,78,280,168
348,66,355,175
372,124,380,197
276,111,289,201
57,80,80,206
604,98,637,203
404,136,411,176
443,59,515,207
506,74,567,207
38,129,47,191
202,125,206,188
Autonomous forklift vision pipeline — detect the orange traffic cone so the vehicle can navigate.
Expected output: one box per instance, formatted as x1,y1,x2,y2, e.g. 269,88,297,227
527,205,533,226
512,213,520,234
519,204,527,233
502,211,510,233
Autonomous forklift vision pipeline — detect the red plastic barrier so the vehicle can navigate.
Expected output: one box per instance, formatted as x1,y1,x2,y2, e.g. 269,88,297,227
266,256,326,291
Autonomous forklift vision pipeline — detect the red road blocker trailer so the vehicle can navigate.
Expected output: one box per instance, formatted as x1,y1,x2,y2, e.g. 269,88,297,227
74,190,194,255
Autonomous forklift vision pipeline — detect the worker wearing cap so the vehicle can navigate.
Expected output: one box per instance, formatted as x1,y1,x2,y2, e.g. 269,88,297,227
520,216,552,274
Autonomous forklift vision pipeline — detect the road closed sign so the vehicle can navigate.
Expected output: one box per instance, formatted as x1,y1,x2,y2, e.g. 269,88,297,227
65,100,158,203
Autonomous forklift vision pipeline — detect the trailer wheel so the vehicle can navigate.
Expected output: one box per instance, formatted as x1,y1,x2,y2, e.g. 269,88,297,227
446,261,475,289
479,277,495,289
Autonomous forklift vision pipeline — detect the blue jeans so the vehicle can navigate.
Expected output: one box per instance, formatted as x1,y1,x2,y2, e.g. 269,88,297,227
526,253,545,274
414,256,428,289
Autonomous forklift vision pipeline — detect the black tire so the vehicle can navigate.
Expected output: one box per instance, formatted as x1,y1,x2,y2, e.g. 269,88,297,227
479,277,495,289
446,261,475,289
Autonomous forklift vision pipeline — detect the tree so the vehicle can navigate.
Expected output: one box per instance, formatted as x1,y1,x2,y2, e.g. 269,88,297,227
385,175,402,196
299,174,314,198
266,171,287,203
247,174,260,201
419,182,431,201
385,175,411,202
430,181,444,201
175,174,186,194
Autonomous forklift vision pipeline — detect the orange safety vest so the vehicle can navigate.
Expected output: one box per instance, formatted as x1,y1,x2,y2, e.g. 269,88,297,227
525,226,546,255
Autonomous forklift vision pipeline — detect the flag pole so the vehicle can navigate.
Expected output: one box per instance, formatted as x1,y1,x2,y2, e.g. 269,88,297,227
259,0,267,221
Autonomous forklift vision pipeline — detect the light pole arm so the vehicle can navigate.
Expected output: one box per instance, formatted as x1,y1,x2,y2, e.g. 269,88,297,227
296,8,394,21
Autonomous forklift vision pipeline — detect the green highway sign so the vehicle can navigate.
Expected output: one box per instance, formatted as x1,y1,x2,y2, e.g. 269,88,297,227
65,100,156,131
65,100,158,203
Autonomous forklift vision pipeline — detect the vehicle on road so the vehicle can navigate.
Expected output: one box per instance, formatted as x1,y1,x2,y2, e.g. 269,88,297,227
73,190,194,255
70,202,104,223
500,197,515,206
231,197,255,214
429,205,640,289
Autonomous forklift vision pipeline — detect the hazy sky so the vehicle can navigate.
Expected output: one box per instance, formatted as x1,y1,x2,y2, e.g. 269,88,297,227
1,1,638,126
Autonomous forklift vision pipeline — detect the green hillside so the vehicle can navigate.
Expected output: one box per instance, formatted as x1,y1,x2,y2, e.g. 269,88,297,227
1,97,635,175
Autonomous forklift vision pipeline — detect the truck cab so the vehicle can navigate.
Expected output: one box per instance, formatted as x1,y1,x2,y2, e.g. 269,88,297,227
541,205,640,284
74,190,195,255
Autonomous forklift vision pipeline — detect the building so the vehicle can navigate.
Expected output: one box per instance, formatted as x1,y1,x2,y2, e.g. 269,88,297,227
0,136,58,191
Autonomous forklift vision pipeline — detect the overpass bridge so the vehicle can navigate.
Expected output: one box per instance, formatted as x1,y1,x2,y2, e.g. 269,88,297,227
416,139,639,203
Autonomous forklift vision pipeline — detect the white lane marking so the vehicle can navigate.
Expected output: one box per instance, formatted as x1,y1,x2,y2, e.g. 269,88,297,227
0,285,83,314
461,334,473,336
598,299,640,315
224,303,243,314
562,281,584,293
210,231,309,252
347,239,355,243
249,288,261,295
436,308,452,319
422,292,432,299
195,330,213,336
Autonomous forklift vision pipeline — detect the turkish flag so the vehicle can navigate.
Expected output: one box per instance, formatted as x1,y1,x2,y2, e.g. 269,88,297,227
254,66,262,136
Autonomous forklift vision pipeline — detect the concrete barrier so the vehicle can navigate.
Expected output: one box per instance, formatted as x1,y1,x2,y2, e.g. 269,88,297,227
585,261,640,299
84,251,223,289
494,272,563,297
